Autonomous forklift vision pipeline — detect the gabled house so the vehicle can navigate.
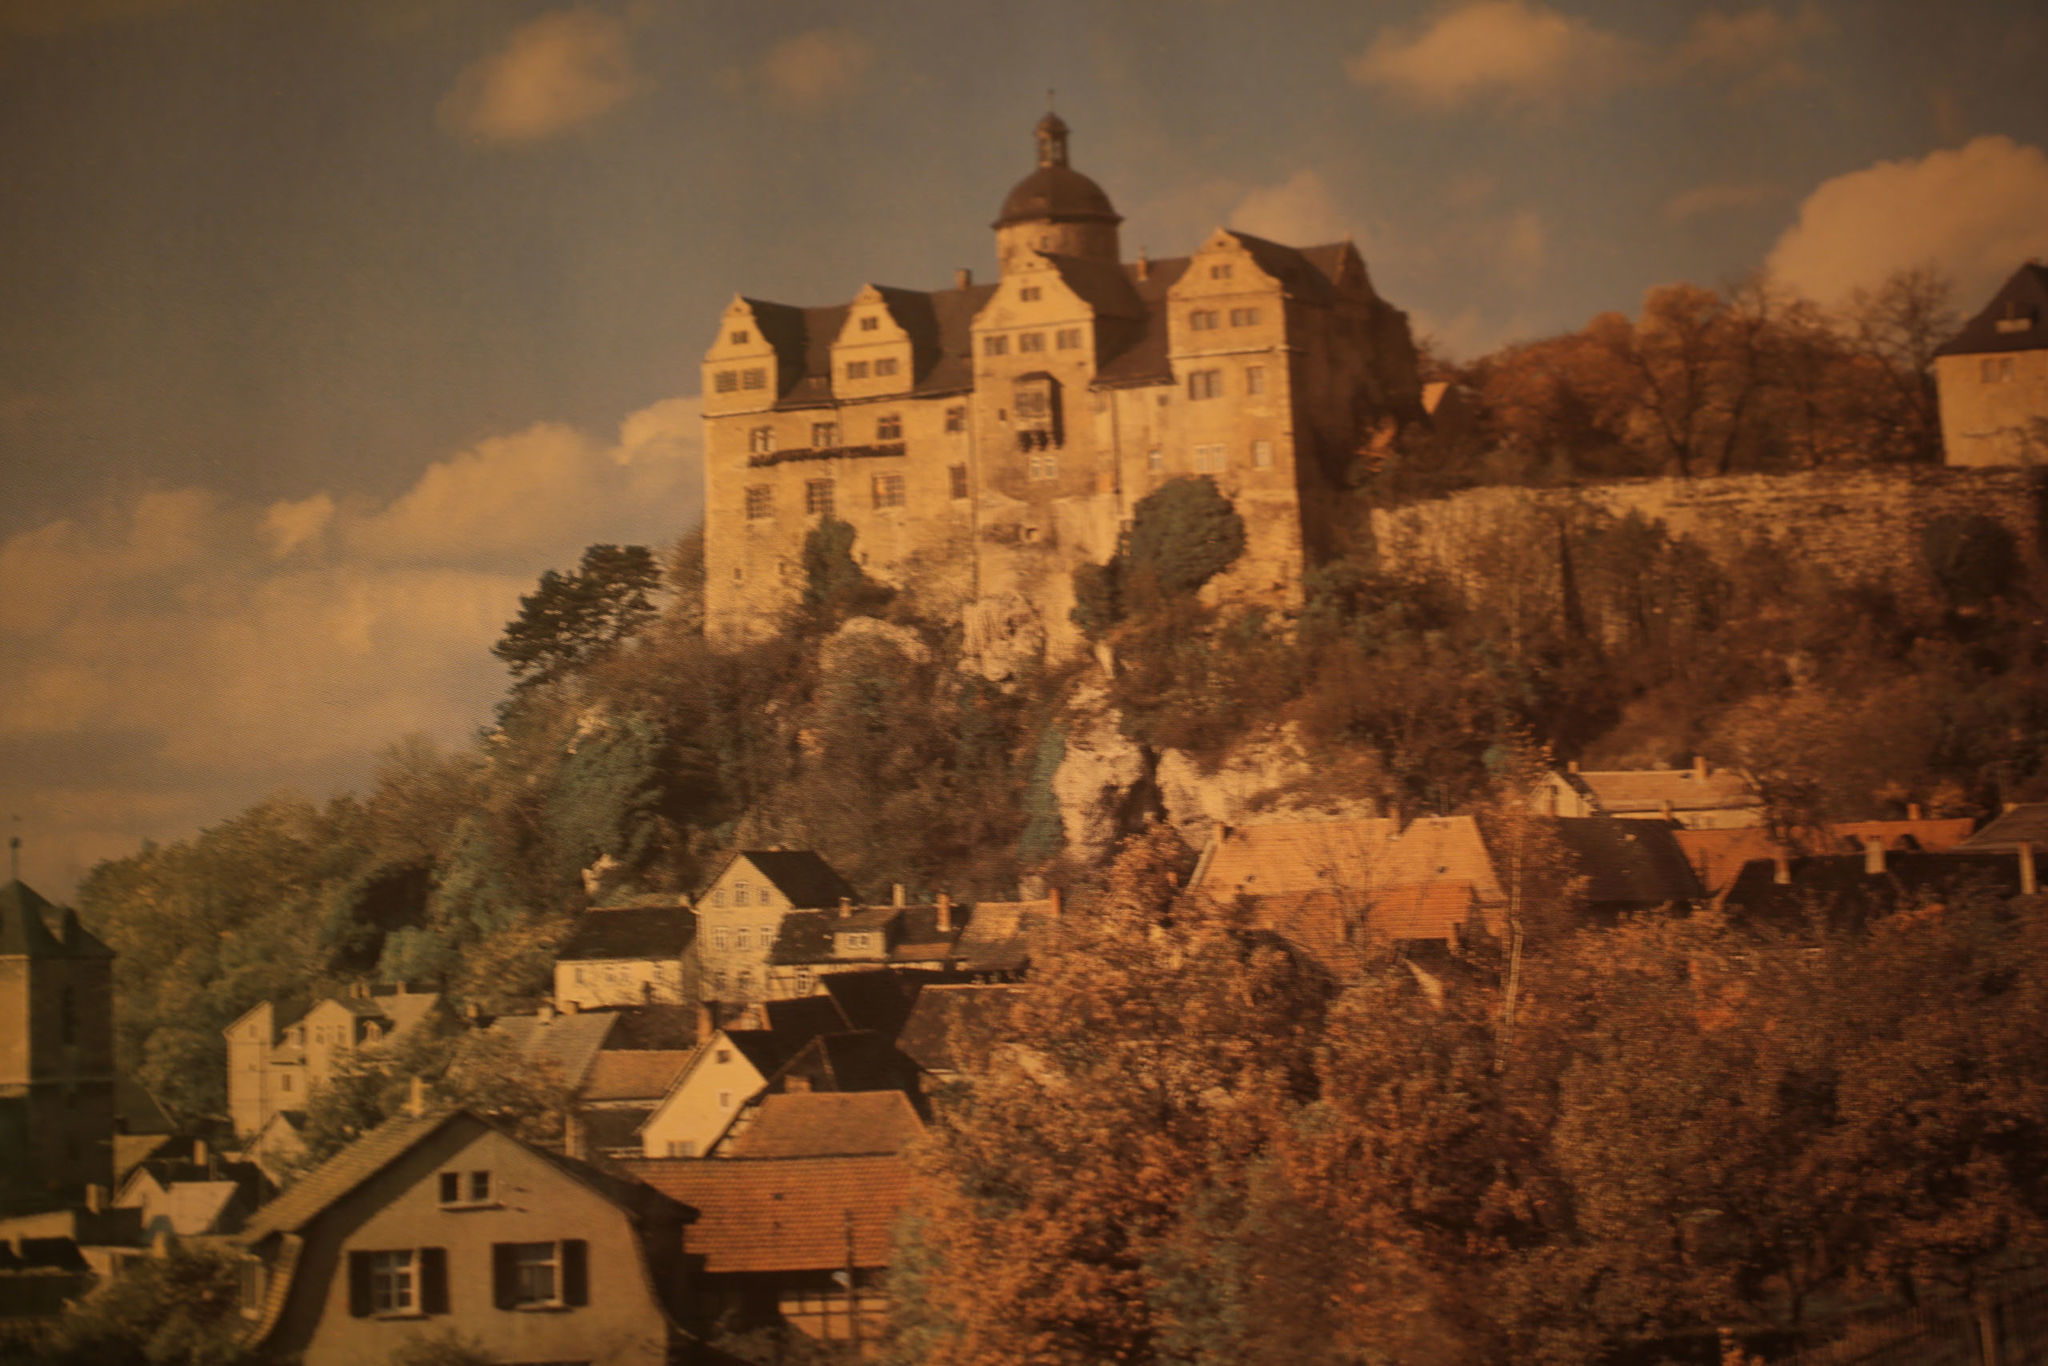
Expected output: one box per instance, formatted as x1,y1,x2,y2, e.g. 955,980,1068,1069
566,1050,692,1164
554,898,699,1010
697,851,858,1006
234,1106,688,1366
635,1028,817,1160
1533,758,1762,829
112,1137,268,1238
1935,262,2048,466
225,984,441,1144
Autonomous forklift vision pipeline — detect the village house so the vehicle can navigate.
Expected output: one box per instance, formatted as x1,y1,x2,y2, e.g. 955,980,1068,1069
1936,262,2048,467
234,1105,689,1366
553,896,699,1009
112,1137,267,1239
763,890,972,997
696,850,858,1007
1532,757,1763,829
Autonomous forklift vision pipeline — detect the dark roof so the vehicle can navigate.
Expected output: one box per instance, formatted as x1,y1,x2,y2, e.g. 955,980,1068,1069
616,1155,913,1274
599,1003,701,1050
1958,803,2048,853
721,1028,817,1080
729,1091,923,1159
1228,230,1340,305
487,1009,618,1090
762,995,852,1040
575,1106,655,1156
768,905,969,966
994,164,1121,228
952,899,1054,974
1719,850,2038,932
1044,253,1145,319
1935,263,2048,358
0,882,109,958
558,905,697,961
714,851,858,910
897,984,1023,1076
769,1031,920,1097
1092,256,1192,388
814,970,925,1039
1544,816,1704,908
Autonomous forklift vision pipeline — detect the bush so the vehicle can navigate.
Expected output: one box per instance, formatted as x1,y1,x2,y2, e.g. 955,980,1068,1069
1124,476,1246,598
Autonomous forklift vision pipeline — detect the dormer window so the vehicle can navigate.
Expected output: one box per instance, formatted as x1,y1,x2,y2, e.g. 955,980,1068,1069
1020,286,1042,302
730,330,750,344
1211,264,1233,280
859,315,880,331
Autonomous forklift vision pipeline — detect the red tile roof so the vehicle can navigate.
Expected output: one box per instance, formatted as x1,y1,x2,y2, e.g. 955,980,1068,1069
614,1155,913,1273
1366,881,1480,941
727,1092,923,1159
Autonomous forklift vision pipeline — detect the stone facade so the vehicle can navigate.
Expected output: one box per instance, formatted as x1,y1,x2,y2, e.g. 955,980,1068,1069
701,114,1423,654
1937,263,2048,467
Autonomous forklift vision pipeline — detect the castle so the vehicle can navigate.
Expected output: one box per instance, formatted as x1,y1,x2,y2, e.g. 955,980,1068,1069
701,114,1425,654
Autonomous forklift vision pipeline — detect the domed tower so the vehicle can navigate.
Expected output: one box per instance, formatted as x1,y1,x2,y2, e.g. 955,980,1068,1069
992,112,1122,274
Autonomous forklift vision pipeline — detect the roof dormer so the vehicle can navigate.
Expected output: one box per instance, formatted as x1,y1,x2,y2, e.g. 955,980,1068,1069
833,285,916,401
703,297,781,416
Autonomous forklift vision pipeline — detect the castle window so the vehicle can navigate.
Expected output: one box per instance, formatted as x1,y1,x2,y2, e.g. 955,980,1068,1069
730,330,750,344
1253,439,1273,469
749,427,774,454
1210,264,1233,280
745,486,772,519
1189,310,1219,331
741,368,766,390
1188,369,1222,400
1230,307,1260,327
1246,365,1266,395
1056,328,1083,350
714,370,739,393
846,360,870,380
806,479,836,517
875,357,900,377
949,464,969,499
945,406,966,433
984,335,1010,357
1148,448,1163,472
874,473,906,508
1194,443,1227,472
1019,332,1045,353
859,315,880,332
1020,286,1042,302
877,413,902,441
1029,452,1059,479
811,422,838,448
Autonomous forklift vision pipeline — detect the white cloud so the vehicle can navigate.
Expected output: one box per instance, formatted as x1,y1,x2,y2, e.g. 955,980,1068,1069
754,28,874,111
439,7,644,145
0,396,701,892
1766,136,2048,307
1663,180,1780,222
1346,0,1643,112
1228,171,1352,245
1675,5,1829,93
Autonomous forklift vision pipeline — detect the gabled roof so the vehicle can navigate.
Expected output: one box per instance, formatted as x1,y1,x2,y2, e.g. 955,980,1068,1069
952,899,1056,975
708,851,858,910
1091,256,1192,388
1958,802,2048,853
579,1051,692,1104
1222,230,1343,305
728,1091,924,1159
896,984,1023,1076
237,1109,451,1241
1366,881,1479,941
1544,816,1703,907
1678,819,1983,893
1555,765,1759,816
0,882,108,958
1936,263,2048,358
769,1031,920,1097
558,904,697,961
614,1155,912,1273
489,1009,618,1091
768,904,969,966
814,969,925,1039
1190,818,1403,901
1042,252,1145,319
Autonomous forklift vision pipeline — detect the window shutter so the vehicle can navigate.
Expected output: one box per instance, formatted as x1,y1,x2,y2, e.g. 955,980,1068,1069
491,1243,516,1310
347,1251,373,1318
562,1239,589,1307
420,1247,449,1315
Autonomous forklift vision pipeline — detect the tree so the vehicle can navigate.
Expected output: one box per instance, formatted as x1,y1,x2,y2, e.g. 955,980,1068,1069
5,1243,272,1366
1123,476,1247,599
492,544,664,689
799,517,893,625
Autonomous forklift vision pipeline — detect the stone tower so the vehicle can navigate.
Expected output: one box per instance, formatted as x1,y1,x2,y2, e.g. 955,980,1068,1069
992,112,1123,274
0,880,116,1215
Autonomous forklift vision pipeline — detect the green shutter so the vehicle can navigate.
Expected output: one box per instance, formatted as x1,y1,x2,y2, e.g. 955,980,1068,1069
420,1247,449,1315
562,1239,588,1306
346,1251,372,1318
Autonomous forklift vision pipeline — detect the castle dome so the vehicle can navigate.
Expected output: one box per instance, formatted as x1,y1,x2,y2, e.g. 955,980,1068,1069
992,112,1122,229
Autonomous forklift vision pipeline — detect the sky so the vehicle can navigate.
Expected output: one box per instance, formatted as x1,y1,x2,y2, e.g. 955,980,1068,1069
3,0,2047,895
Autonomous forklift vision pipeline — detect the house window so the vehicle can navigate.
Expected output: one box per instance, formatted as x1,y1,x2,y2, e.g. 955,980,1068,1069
877,413,902,441
712,927,729,950
874,473,906,508
944,406,966,433
846,360,870,380
1147,448,1163,472
748,426,774,454
984,335,1009,357
493,1240,586,1310
1230,307,1260,327
805,478,835,516
795,968,814,994
1019,332,1045,353
716,1047,732,1064
810,423,838,448
280,1073,293,1093
1029,452,1058,479
438,1171,491,1206
1020,286,1042,301
730,330,750,344
718,1090,734,1110
875,356,899,377
1246,365,1266,395
1253,439,1273,469
1188,369,1222,400
741,368,766,390
1982,356,2017,382
1210,263,1233,279
470,1171,490,1203
733,880,748,902
1189,310,1219,331
347,1248,447,1317
859,315,879,331
745,485,772,520
1055,327,1083,350
949,463,969,499
714,371,738,393
735,926,751,951
711,889,726,907
736,969,754,997
1194,443,1227,472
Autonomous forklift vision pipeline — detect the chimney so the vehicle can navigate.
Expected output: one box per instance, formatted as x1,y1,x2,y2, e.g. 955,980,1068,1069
2022,841,2038,897
1135,249,1150,282
1908,802,1923,822
1772,856,1791,886
1566,759,1579,775
955,267,972,289
838,896,853,920
84,1183,104,1214
695,1000,715,1040
406,1075,427,1118
463,1001,480,1022
1863,837,1887,876
936,892,952,934
783,1074,812,1094
191,1139,207,1171
1049,887,1063,919
1693,755,1708,782
892,883,906,908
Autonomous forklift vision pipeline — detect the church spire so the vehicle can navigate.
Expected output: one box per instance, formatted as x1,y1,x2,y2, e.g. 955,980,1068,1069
1035,110,1069,168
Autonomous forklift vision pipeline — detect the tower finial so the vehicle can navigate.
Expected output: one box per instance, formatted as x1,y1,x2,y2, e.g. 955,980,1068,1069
1034,107,1070,168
